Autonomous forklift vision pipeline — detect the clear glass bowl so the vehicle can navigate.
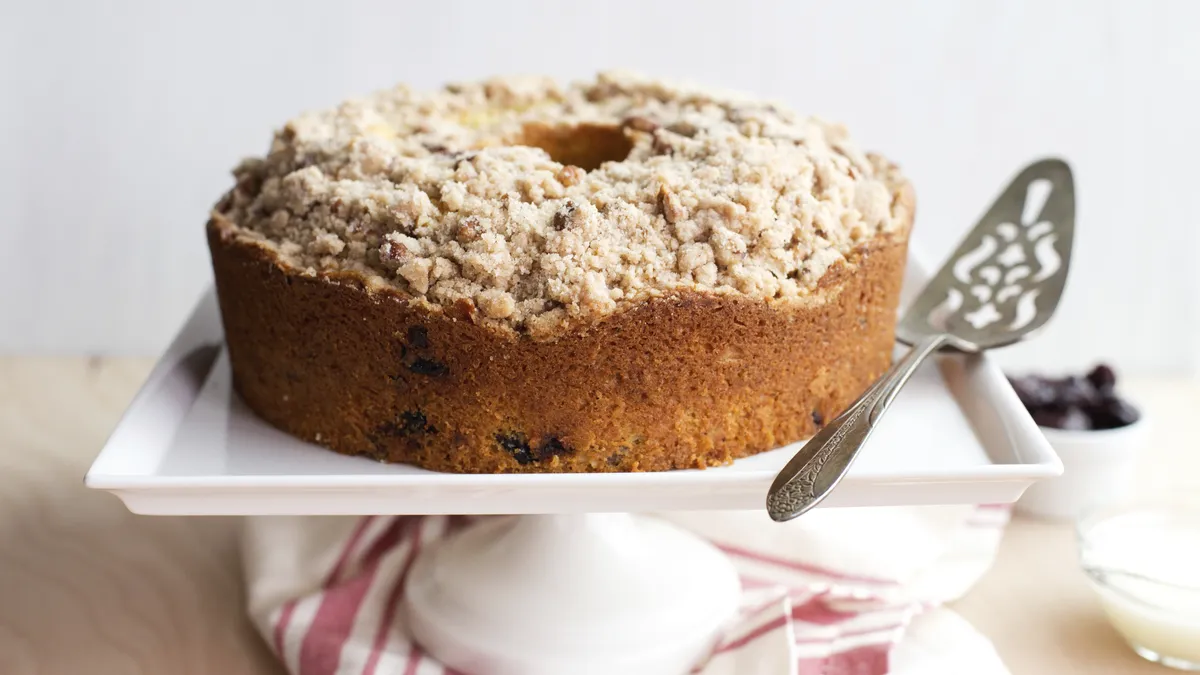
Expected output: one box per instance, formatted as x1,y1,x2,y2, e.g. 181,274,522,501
1076,502,1200,670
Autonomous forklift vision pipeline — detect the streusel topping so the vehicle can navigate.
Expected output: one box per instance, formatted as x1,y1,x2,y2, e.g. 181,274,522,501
214,71,913,338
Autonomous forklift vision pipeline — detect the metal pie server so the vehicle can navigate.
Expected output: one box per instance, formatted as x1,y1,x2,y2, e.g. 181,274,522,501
766,158,1076,522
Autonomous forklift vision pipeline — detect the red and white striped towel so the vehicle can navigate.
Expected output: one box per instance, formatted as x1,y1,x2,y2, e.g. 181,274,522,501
243,505,1012,675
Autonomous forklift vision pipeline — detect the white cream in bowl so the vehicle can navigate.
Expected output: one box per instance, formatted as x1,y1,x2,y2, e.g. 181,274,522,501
1077,504,1200,669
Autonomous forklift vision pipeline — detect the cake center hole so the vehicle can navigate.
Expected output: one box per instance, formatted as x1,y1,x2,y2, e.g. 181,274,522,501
517,122,633,171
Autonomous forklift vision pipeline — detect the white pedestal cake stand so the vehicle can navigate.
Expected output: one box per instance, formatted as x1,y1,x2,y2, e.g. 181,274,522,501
87,260,1061,675
403,513,742,675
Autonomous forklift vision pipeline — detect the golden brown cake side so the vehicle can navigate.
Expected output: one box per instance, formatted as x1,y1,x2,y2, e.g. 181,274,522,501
208,216,909,473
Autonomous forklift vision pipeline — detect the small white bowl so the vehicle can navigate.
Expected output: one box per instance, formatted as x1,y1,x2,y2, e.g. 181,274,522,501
1077,503,1200,670
1015,409,1148,521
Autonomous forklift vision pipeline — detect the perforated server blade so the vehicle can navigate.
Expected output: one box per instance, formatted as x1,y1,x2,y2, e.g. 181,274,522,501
767,158,1075,522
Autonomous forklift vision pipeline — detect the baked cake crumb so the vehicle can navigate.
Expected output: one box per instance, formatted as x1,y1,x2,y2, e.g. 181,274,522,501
213,71,913,339
206,71,915,473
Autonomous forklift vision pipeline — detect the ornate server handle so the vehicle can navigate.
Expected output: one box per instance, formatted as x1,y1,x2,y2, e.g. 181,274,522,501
766,334,948,522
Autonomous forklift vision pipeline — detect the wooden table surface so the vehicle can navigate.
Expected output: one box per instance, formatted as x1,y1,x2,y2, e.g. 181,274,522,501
1,357,1196,675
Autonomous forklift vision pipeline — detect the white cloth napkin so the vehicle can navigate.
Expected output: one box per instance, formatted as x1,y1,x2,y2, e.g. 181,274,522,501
243,505,1011,675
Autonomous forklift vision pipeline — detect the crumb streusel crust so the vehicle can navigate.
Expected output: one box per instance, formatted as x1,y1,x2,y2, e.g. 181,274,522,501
214,71,913,339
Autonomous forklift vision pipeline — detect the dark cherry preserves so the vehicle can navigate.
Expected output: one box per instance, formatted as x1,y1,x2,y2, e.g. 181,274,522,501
1007,364,1140,431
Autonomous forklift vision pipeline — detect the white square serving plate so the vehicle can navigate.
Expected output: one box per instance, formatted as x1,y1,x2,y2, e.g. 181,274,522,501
86,254,1061,515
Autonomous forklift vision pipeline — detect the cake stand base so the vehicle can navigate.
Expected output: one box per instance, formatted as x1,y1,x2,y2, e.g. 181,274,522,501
403,513,742,675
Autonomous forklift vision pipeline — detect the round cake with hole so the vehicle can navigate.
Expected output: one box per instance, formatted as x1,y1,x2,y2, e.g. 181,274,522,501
206,71,915,473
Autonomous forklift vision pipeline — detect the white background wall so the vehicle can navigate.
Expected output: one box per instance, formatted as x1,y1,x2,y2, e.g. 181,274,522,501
2,0,1198,375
